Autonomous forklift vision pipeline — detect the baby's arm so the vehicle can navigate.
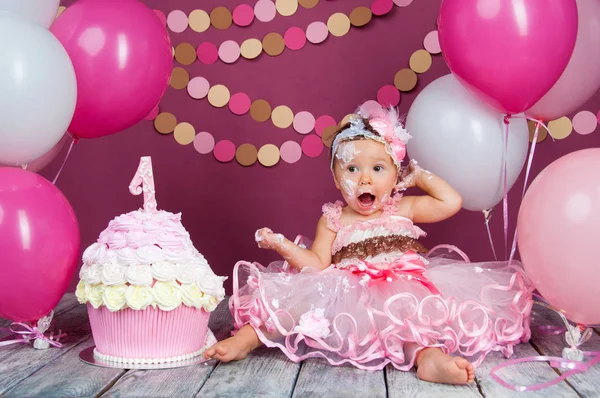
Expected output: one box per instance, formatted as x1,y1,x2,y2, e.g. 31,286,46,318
255,216,334,271
397,161,463,223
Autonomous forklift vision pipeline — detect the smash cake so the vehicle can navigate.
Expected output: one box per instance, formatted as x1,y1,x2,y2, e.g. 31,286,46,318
76,156,226,364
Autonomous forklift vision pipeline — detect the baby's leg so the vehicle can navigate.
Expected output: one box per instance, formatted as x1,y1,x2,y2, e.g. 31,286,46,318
204,325,263,362
414,347,475,385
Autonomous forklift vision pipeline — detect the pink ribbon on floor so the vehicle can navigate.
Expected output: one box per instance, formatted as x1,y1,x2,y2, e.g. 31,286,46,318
0,322,65,348
490,351,600,392
491,296,599,391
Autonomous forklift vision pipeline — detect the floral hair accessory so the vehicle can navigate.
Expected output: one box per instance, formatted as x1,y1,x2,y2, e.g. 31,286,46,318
330,103,411,170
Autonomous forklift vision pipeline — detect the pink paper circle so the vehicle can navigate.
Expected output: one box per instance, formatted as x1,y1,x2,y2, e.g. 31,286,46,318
293,111,316,134
194,132,215,154
371,0,394,16
213,140,236,162
280,141,302,163
187,77,210,99
377,85,401,107
284,27,307,50
254,0,276,22
144,105,159,120
167,10,188,33
229,92,252,115
306,21,328,44
153,10,167,27
301,135,324,158
423,31,441,54
197,42,219,64
572,111,597,135
393,0,414,6
233,4,255,26
218,40,241,64
314,115,336,136
360,100,383,116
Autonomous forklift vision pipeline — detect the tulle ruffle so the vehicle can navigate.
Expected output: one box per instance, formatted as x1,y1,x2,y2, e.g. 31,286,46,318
230,253,534,371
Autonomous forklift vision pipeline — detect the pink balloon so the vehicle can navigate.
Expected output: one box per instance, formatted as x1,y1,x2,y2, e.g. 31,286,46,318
51,0,173,139
517,148,600,325
527,0,600,121
438,0,578,114
0,168,80,322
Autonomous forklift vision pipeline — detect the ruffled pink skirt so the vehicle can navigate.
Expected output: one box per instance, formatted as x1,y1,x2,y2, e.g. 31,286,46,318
230,251,534,371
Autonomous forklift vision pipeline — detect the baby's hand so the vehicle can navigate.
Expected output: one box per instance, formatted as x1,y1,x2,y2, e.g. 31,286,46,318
254,228,285,250
396,159,421,191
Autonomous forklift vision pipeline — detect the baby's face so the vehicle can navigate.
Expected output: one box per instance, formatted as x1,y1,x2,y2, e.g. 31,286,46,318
333,140,398,216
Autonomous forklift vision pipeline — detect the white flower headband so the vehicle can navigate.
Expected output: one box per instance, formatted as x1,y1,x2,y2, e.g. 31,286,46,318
330,103,411,170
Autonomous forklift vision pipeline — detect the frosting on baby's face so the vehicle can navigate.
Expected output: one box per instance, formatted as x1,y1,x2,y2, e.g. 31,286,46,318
333,139,398,216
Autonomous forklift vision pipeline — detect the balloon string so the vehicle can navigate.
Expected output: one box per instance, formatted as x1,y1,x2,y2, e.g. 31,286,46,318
483,209,497,261
52,134,78,185
502,115,510,260
508,120,542,261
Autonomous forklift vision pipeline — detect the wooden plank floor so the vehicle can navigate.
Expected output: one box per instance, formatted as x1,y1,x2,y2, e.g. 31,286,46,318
0,294,597,397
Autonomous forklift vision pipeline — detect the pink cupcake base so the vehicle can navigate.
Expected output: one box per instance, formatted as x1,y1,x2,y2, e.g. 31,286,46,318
88,304,210,363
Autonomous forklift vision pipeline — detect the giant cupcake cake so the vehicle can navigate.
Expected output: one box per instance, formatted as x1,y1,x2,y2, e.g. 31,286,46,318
76,156,226,364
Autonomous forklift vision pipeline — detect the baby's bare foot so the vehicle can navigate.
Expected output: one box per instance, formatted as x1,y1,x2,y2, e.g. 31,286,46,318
203,325,261,362
416,348,475,385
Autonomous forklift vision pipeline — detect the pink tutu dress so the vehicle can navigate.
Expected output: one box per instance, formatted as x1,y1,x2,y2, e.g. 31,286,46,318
231,199,534,370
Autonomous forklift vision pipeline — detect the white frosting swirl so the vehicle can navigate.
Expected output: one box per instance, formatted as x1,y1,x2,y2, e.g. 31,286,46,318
135,245,164,265
103,284,128,311
88,284,106,309
125,265,153,286
124,285,155,310
101,262,126,285
83,263,102,285
153,281,183,311
152,261,177,282
116,247,137,266
175,264,196,284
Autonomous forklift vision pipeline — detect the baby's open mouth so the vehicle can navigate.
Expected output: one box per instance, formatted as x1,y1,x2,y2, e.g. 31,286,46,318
358,193,375,207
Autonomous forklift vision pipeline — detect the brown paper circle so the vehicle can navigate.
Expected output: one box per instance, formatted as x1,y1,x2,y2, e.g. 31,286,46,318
56,6,66,18
174,43,197,65
528,120,548,143
276,0,298,17
327,13,351,37
154,112,177,134
341,113,359,126
409,49,433,74
250,99,272,122
349,7,372,27
174,122,196,145
207,84,231,108
299,0,319,8
322,125,339,148
262,32,285,56
394,68,418,91
272,105,294,128
241,38,263,59
548,117,573,140
170,67,190,90
236,144,258,166
189,9,211,32
210,7,233,30
257,144,280,167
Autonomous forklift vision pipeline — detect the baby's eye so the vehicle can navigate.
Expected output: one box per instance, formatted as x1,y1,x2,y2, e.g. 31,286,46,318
374,165,384,172
347,165,358,173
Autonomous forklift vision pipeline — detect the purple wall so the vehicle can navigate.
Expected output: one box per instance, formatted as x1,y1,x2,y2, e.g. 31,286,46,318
50,0,600,293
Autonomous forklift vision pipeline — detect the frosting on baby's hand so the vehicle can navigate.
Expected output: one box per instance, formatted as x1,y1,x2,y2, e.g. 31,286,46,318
255,228,285,250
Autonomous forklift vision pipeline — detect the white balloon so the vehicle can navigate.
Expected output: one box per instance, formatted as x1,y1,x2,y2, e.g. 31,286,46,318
0,17,76,165
406,74,528,211
0,0,60,28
